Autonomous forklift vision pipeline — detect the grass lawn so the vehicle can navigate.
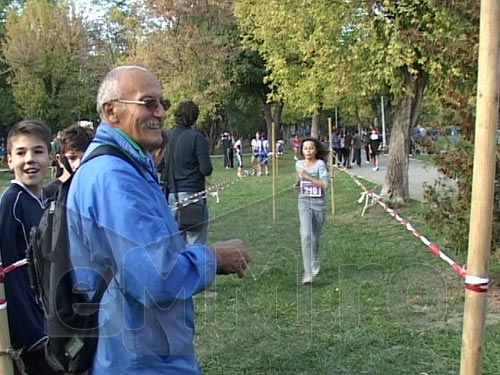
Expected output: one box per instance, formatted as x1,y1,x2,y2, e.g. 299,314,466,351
410,135,460,165
411,153,436,164
198,153,500,375
1,152,498,374
0,168,13,193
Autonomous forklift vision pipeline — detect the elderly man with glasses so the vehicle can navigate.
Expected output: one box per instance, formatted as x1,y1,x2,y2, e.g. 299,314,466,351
67,66,250,375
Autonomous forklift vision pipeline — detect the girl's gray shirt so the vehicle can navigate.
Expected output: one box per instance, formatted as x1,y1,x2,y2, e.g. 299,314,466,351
295,159,329,210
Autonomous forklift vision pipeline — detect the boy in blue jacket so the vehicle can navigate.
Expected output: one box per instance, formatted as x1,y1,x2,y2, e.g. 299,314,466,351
0,119,62,374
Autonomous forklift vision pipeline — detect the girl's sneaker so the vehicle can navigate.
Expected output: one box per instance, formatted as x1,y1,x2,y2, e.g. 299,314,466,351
312,264,320,277
301,275,313,284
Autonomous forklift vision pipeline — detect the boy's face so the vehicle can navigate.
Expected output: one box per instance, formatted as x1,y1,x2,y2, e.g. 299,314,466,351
57,150,84,174
7,134,50,195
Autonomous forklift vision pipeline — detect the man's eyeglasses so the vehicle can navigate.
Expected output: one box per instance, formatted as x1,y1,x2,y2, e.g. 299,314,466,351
112,98,171,112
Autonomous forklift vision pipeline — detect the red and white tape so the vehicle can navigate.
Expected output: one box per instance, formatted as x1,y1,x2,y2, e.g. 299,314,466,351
336,166,469,281
0,259,28,309
464,275,489,293
170,154,289,211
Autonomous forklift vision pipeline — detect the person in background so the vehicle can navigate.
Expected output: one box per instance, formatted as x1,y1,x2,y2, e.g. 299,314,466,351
152,129,169,168
351,129,362,168
362,129,371,164
43,124,94,199
369,127,381,171
49,131,62,179
292,134,301,161
251,131,262,172
0,119,63,375
342,130,352,169
166,100,213,245
67,66,250,375
233,136,243,178
258,134,269,176
277,139,285,155
331,128,342,165
0,141,6,161
227,134,234,168
153,130,170,197
221,132,232,169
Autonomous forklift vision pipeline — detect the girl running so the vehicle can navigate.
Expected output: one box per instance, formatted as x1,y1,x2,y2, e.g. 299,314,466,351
295,138,329,284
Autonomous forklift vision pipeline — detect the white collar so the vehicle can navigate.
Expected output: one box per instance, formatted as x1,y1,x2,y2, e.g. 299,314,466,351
11,180,46,207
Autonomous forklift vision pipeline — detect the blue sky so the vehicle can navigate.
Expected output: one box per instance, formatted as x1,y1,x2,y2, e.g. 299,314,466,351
74,0,106,19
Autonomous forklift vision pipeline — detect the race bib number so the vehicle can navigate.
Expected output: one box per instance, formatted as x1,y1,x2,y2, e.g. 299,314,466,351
300,180,322,197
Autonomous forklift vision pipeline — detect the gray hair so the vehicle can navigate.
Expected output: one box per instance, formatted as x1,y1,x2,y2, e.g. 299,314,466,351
96,65,150,115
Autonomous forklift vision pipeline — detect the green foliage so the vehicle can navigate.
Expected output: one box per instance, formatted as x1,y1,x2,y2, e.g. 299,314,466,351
417,134,440,154
197,154,500,374
424,138,500,255
419,1,500,256
2,0,96,130
0,69,19,134
233,1,481,149
133,0,240,128
0,0,23,23
224,94,265,137
235,0,347,116
0,0,23,133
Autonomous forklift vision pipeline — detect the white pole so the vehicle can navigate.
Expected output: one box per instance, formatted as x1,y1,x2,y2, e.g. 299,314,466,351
335,107,338,129
381,96,387,149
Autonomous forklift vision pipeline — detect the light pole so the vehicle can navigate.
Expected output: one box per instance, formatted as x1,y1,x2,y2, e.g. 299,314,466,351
381,96,387,150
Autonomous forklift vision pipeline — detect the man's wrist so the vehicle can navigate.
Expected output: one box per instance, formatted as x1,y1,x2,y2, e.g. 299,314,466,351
210,247,223,273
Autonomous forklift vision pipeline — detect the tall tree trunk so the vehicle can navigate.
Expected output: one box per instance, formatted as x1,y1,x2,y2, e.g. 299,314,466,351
206,118,220,155
382,71,425,204
261,99,284,139
311,103,322,139
263,101,273,133
371,100,379,127
311,113,320,139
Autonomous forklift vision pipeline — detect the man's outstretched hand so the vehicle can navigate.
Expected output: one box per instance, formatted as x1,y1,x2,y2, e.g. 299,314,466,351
211,239,250,278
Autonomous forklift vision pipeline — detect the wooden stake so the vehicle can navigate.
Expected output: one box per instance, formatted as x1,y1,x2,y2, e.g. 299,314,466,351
460,2,500,374
0,260,15,375
328,118,335,216
272,122,276,221
276,139,279,177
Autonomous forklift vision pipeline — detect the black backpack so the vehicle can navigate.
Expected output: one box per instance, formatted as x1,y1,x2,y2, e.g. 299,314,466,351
27,144,143,374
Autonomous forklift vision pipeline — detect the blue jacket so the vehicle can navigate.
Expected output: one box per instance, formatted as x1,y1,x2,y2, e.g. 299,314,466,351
67,123,217,375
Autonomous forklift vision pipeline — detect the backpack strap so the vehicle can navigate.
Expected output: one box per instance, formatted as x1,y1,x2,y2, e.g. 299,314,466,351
59,154,74,175
83,144,146,179
90,267,114,304
78,144,145,301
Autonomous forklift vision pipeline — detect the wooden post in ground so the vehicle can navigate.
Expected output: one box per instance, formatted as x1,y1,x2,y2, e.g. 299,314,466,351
0,259,15,375
276,139,279,177
460,1,500,374
328,118,335,216
272,122,277,221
